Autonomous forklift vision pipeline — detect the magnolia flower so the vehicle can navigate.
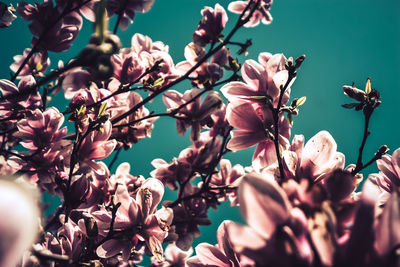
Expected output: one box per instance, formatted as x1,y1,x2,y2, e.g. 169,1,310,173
0,76,41,117
226,173,313,266
93,179,172,261
368,147,400,204
77,120,117,173
176,43,229,88
17,1,83,52
193,4,228,47
0,2,16,27
107,0,155,30
152,243,193,267
228,0,274,28
186,221,244,267
225,101,290,170
10,48,50,78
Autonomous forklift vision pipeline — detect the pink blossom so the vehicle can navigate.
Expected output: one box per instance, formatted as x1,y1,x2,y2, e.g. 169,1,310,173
163,89,223,141
187,221,244,267
228,0,273,28
93,178,172,261
0,2,16,27
17,0,83,52
15,107,67,151
225,101,290,170
0,76,41,117
107,0,155,30
78,120,117,170
150,158,192,190
176,43,229,88
193,4,228,47
0,178,40,267
221,52,291,108
10,48,50,78
152,243,193,267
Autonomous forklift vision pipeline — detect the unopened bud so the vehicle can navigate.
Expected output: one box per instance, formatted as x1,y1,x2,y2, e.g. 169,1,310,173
295,54,306,69
343,85,365,102
378,145,389,155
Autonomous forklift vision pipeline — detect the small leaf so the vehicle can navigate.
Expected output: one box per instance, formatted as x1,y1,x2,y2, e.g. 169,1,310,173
365,78,371,94
152,77,164,89
77,105,86,116
98,102,107,117
36,61,43,71
296,96,307,107
249,95,268,100
287,113,293,127
342,103,359,109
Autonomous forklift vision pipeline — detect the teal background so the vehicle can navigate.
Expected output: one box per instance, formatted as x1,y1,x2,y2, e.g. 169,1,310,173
2,0,400,254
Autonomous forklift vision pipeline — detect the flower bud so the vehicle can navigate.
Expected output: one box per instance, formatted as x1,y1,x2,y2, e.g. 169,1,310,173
198,91,223,120
343,85,365,102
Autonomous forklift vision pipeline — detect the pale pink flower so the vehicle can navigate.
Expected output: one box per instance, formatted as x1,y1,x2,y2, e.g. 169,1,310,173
152,243,193,267
228,0,273,28
193,4,228,47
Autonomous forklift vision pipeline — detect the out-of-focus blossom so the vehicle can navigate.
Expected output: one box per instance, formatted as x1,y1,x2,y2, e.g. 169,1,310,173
163,89,223,141
111,48,145,85
0,2,16,28
228,0,273,28
107,0,155,30
0,178,40,267
193,4,228,47
221,53,291,108
110,91,156,148
368,147,400,204
78,120,117,172
151,158,192,190
10,48,50,78
17,0,83,52
176,43,229,88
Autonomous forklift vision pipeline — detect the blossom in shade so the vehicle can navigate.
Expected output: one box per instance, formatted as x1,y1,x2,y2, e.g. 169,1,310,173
176,43,229,88
15,107,67,151
0,76,42,117
192,4,228,47
187,220,246,267
228,0,274,28
17,0,83,52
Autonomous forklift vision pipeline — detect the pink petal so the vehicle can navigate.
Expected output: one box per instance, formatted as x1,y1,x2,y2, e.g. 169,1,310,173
238,173,290,239
227,130,266,151
195,243,231,266
226,102,264,131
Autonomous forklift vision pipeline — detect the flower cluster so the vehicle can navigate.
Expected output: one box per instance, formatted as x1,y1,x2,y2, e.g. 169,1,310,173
0,0,397,266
